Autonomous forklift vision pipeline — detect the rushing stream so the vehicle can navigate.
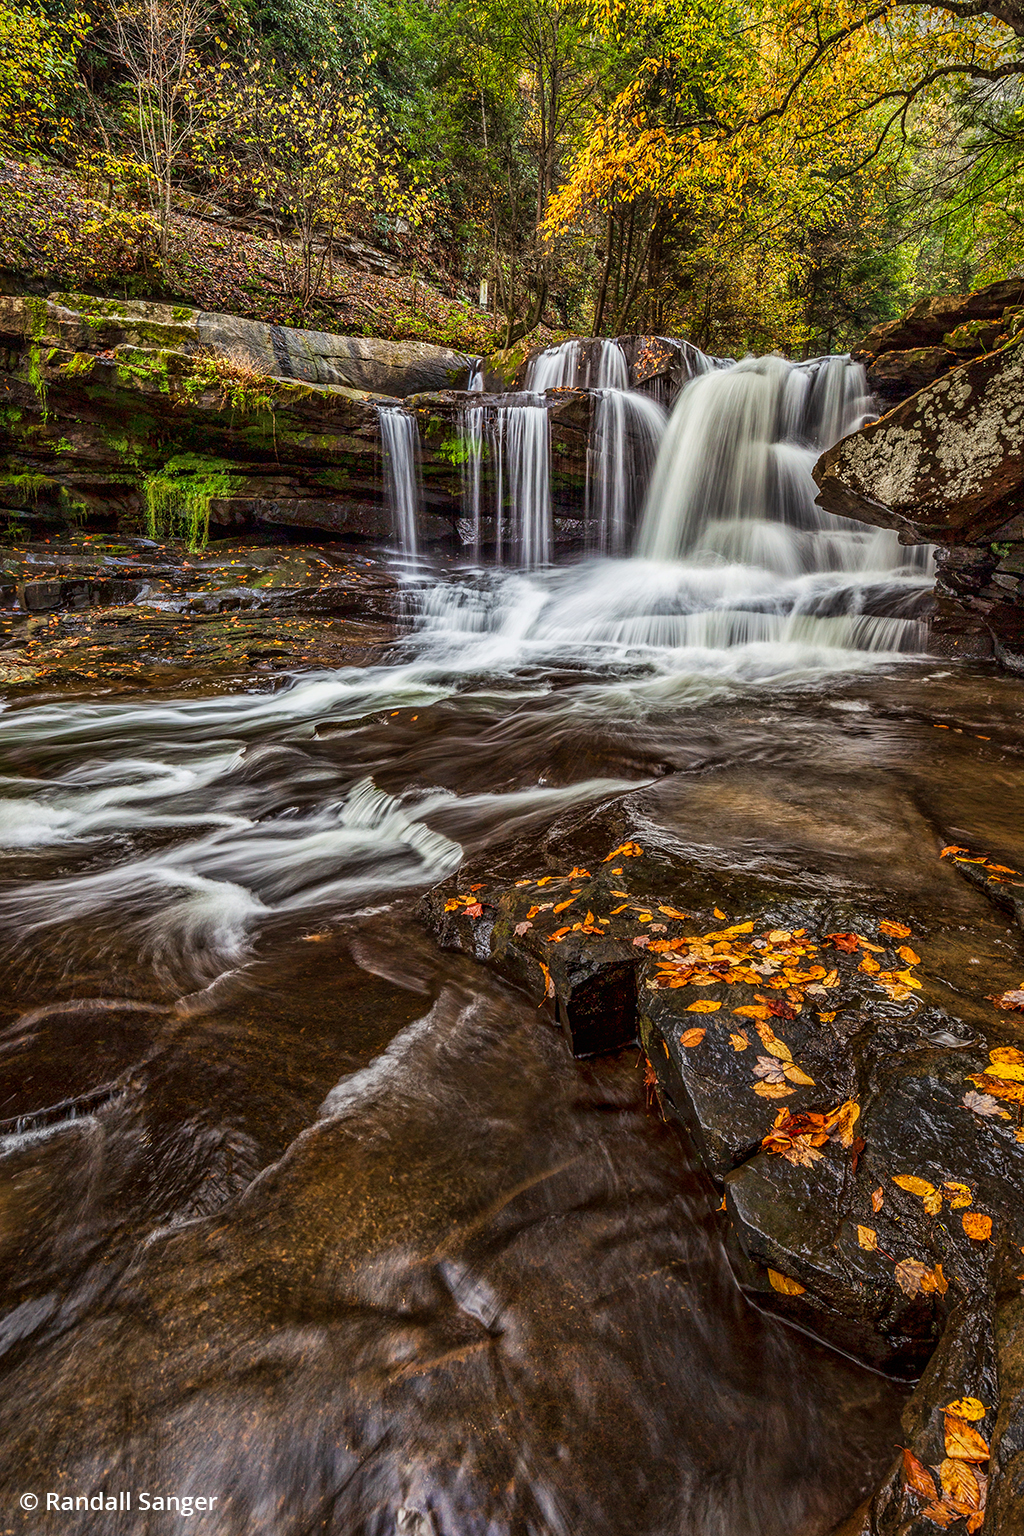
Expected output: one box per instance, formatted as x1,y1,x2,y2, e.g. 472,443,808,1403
2,338,1023,1533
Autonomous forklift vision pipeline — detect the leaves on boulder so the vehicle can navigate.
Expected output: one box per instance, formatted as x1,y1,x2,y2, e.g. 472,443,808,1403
895,1258,948,1296
962,1212,993,1241
872,1186,884,1212
729,1031,749,1051
963,1089,1011,1119
679,1027,706,1046
767,1268,805,1295
857,1225,878,1251
902,1447,938,1500
945,1398,986,1423
686,1000,721,1013
943,1415,990,1463
602,842,643,861
880,920,913,938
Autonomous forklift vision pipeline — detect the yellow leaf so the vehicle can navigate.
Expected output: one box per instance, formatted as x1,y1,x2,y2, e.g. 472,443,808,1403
732,1004,771,1020
679,1028,706,1047
943,1415,990,1463
729,1032,749,1051
893,1174,938,1200
942,1182,973,1209
753,1081,795,1098
924,1189,943,1215
754,1022,793,1061
939,1458,980,1509
713,907,726,919
783,1063,815,1085
897,945,921,965
984,1059,1024,1082
944,1398,986,1423
857,1225,878,1250
686,1000,722,1012
768,1268,805,1295
962,1212,993,1241
880,920,912,938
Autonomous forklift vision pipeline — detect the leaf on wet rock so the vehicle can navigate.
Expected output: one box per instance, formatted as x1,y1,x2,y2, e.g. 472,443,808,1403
514,921,532,936
754,1021,793,1061
940,845,970,858
857,1225,878,1251
537,959,555,1000
827,1099,860,1148
944,1415,990,1463
859,955,881,974
893,1174,938,1200
768,1268,805,1295
962,1212,993,1241
658,905,690,919
897,945,922,965
686,999,721,1012
920,1500,961,1528
783,1063,815,1085
552,898,575,914
828,932,860,952
754,1082,797,1099
967,1072,1024,1104
963,1089,1011,1119
729,1031,750,1051
679,1028,707,1047
733,1004,772,1021
880,920,913,938
902,1447,938,1500
942,1182,973,1209
872,1186,884,1212
565,867,590,879
984,1047,1024,1078
463,902,484,918
714,907,727,919
991,990,1024,1011
939,1458,981,1509
754,1055,787,1083
602,842,643,861
817,1010,837,1023
894,1258,933,1296
945,1398,987,1423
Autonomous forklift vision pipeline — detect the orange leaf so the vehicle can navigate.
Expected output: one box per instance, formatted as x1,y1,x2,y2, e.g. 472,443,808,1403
553,898,575,913
962,1212,993,1241
714,907,727,919
729,1032,749,1051
679,1028,706,1047
827,1099,860,1148
879,920,912,938
872,1186,884,1212
783,1063,815,1085
945,1398,986,1423
940,845,970,858
732,1004,771,1020
602,842,643,861
686,1000,722,1013
902,1448,938,1501
754,1021,793,1061
754,1081,796,1098
768,1268,805,1295
944,1416,990,1463
942,1182,973,1209
897,945,921,965
920,1502,960,1528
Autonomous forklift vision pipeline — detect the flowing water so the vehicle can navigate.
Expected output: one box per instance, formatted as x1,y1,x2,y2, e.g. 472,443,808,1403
2,337,1023,1534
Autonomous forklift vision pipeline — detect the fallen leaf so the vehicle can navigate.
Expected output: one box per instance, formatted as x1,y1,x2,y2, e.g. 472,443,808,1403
753,1081,797,1098
768,1269,805,1295
537,960,555,1001
754,1021,793,1061
902,1447,938,1500
967,1512,986,1533
872,1186,884,1212
940,845,970,858
924,1188,944,1215
733,1004,772,1021
817,1010,837,1022
827,932,860,952
990,1046,1024,1066
894,1258,932,1296
686,999,722,1012
945,1398,986,1423
714,907,727,919
893,1174,938,1200
859,955,881,974
920,1501,960,1528
880,920,912,938
922,1262,949,1295
783,1063,815,1085
730,1031,750,1051
658,906,690,919
944,1415,990,1463
857,1225,878,1251
602,842,643,861
755,1055,787,1083
963,1090,1011,1119
679,1028,706,1047
828,1100,861,1148
962,1212,993,1241
942,1182,973,1209
514,921,532,936
897,945,922,965
566,867,590,879
991,990,1024,1011
463,902,484,918
552,899,575,914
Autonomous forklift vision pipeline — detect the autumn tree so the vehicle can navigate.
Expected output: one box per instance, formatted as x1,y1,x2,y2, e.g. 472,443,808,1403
102,0,212,257
0,1,88,156
194,54,429,315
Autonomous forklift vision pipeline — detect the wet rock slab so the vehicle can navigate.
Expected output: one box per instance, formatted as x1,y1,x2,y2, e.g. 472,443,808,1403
420,798,1024,1532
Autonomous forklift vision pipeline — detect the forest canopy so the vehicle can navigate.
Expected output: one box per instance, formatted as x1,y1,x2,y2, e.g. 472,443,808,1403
1,0,1021,353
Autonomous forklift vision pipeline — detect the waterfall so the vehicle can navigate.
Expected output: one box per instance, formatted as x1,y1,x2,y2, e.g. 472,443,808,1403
377,406,421,556
498,397,552,566
636,353,902,576
526,338,629,391
586,391,666,555
459,402,486,558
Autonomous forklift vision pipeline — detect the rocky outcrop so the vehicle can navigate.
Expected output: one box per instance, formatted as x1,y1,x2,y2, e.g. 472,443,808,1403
852,278,1024,409
814,338,1024,668
0,294,594,549
420,791,1024,1534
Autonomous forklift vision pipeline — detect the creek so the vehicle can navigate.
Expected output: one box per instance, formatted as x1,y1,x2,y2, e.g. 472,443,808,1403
1,338,1023,1535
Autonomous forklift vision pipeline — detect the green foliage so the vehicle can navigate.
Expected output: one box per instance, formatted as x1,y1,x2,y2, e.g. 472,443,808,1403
142,453,240,550
0,1,88,155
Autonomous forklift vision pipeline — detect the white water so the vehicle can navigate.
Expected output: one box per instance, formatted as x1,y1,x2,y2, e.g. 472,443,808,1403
378,406,422,556
0,333,937,985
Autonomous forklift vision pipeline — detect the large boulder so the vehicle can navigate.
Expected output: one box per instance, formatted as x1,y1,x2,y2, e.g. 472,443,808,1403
852,278,1024,409
814,339,1024,668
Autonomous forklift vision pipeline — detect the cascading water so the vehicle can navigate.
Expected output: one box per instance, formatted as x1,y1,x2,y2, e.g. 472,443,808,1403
377,404,422,556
